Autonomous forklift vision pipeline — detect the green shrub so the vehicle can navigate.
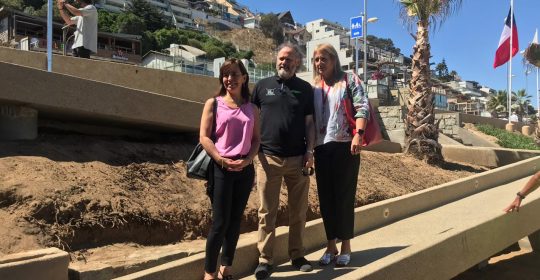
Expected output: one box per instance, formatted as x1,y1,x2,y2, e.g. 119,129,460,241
475,124,540,150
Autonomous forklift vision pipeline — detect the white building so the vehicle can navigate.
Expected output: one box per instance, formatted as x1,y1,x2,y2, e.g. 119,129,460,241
243,16,260,29
304,19,353,72
142,43,214,75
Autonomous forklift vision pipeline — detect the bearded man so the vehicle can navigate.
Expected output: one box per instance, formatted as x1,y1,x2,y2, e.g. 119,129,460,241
251,43,315,279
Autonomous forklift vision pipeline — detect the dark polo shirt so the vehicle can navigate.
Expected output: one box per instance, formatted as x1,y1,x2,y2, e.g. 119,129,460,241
252,75,314,157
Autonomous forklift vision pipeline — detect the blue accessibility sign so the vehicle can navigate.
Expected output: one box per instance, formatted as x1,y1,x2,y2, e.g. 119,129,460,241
350,16,363,39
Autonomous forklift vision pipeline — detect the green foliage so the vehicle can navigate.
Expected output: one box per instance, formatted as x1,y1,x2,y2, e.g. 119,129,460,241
0,0,23,9
487,90,508,114
187,38,203,49
115,13,146,35
204,45,226,59
511,89,532,122
141,30,157,55
22,0,42,9
178,35,188,45
221,41,237,57
232,50,254,60
126,0,171,32
366,35,401,55
433,58,458,82
259,13,284,45
154,28,182,50
98,10,118,33
476,124,540,150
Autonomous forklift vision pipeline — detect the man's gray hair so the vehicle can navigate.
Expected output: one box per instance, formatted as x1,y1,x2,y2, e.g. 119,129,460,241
276,42,303,61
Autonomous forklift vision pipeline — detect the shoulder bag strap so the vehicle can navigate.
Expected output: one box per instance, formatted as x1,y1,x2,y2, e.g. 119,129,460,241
211,97,217,142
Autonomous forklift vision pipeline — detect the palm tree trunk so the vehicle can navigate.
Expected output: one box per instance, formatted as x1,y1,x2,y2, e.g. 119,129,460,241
405,20,443,164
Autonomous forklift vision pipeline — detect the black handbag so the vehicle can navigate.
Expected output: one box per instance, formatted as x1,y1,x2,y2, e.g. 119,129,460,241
186,98,217,181
186,143,213,180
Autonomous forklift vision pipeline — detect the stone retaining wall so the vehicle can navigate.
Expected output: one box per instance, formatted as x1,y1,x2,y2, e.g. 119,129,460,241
377,106,405,131
435,112,460,139
378,106,461,140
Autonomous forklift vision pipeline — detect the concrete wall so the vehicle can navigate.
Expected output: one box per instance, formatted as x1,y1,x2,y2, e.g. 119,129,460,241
0,248,69,280
459,111,532,132
0,47,220,103
442,146,540,168
0,61,202,132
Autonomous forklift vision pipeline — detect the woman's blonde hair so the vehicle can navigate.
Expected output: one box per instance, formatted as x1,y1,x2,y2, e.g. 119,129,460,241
312,43,343,84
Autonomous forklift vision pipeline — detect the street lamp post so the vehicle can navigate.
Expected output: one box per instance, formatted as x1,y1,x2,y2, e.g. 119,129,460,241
363,0,368,86
362,0,378,90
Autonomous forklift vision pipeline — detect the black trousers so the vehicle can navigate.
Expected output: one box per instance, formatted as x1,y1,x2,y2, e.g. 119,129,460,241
314,141,360,240
73,46,91,58
204,162,254,273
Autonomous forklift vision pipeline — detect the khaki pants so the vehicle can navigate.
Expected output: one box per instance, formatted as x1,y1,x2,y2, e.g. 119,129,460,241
256,153,309,265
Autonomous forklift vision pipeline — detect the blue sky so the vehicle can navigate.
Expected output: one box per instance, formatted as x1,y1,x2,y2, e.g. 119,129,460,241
239,0,540,104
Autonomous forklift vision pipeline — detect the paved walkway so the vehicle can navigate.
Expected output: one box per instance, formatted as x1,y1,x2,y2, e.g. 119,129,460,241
240,176,534,280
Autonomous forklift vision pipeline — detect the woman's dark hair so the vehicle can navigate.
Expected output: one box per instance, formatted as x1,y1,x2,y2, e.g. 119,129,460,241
215,58,250,103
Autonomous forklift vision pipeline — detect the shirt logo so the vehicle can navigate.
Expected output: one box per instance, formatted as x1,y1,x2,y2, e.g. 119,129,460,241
266,89,276,96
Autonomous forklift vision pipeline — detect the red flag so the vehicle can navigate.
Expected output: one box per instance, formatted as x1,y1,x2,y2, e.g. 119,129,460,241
493,8,519,68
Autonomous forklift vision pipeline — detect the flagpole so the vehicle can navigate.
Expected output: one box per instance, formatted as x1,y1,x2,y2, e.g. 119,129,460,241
507,0,514,124
536,28,539,118
47,0,52,72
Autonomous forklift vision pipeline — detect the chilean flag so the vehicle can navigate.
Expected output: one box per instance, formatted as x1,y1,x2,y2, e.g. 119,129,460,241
493,8,519,68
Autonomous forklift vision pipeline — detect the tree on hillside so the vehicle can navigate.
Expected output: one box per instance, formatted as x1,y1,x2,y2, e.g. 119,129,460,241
154,29,182,50
0,0,23,10
435,59,448,78
141,30,157,55
260,13,284,45
398,0,462,164
449,70,459,81
115,13,146,35
126,0,171,32
366,35,401,55
22,0,42,9
98,10,118,33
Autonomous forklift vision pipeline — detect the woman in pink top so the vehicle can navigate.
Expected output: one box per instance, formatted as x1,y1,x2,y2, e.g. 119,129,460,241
199,59,260,280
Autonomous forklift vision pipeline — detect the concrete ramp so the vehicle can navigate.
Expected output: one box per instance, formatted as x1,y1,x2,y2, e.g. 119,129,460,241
244,175,539,280
0,61,202,132
114,156,540,280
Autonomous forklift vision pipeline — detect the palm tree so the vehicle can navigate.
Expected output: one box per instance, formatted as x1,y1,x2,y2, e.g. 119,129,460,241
487,90,507,117
398,0,462,164
512,89,532,122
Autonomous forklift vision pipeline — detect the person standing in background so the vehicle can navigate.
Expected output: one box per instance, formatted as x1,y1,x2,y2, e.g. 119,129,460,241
57,0,97,58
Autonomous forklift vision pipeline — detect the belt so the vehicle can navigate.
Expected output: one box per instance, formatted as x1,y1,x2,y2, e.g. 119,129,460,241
228,154,248,160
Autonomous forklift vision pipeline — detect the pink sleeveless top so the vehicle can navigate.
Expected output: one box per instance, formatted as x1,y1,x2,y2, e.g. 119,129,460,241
214,96,255,157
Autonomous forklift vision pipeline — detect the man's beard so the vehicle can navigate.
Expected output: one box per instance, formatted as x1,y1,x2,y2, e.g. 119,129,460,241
277,68,295,80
